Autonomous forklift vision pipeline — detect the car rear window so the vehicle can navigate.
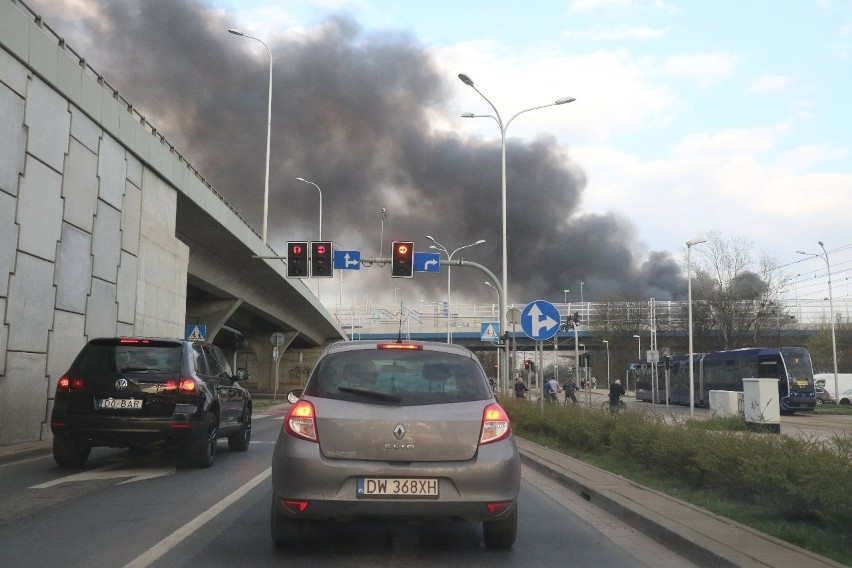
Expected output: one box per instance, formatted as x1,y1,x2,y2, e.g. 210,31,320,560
303,349,492,405
72,340,182,374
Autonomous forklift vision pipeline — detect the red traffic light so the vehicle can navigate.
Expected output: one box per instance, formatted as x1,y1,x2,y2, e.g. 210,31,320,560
291,245,303,255
315,244,326,255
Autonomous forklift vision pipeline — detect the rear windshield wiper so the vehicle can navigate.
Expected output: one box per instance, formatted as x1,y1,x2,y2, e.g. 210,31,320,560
337,386,403,403
120,366,160,372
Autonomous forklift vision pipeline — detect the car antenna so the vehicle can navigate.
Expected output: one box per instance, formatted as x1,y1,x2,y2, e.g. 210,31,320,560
396,302,404,343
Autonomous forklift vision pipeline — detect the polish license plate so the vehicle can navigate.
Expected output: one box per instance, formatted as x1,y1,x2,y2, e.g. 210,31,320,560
97,398,143,410
357,477,439,499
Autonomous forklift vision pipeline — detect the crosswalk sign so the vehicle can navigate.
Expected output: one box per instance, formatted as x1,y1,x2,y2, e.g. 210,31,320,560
186,325,207,341
480,322,500,343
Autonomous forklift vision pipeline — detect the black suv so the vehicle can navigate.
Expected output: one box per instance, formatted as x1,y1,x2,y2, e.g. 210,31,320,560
50,337,252,468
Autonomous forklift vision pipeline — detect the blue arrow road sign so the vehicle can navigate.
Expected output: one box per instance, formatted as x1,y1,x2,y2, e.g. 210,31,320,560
334,250,361,270
520,300,560,340
414,252,441,273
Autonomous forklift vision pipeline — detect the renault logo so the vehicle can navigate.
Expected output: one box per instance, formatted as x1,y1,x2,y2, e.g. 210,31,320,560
115,378,128,390
393,424,406,440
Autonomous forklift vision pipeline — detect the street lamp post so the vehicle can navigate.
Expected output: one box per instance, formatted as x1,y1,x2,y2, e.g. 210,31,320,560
458,72,574,314
686,237,707,419
563,289,569,304
379,208,387,258
602,339,610,388
295,178,322,241
633,334,641,360
485,281,501,382
426,236,486,343
797,242,839,404
228,29,272,245
580,281,584,323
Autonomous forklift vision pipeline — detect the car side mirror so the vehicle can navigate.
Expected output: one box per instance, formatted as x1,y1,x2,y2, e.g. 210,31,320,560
234,368,250,382
287,389,303,404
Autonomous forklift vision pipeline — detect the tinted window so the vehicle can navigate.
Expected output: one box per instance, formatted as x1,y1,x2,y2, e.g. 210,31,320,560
202,345,224,377
192,344,208,375
304,349,491,406
73,341,181,373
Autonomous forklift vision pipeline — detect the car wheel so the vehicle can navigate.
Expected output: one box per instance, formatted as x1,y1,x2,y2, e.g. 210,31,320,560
186,412,218,468
271,502,307,547
228,405,252,452
482,504,517,549
53,437,91,468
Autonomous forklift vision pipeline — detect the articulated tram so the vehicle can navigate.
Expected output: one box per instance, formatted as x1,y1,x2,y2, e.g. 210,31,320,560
629,346,816,414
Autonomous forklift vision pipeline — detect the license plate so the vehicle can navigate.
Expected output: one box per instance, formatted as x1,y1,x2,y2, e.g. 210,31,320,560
97,398,143,410
357,478,439,499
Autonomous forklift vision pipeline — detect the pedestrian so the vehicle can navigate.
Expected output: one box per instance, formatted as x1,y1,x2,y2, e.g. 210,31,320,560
609,379,626,410
563,377,579,404
514,376,528,399
546,377,561,403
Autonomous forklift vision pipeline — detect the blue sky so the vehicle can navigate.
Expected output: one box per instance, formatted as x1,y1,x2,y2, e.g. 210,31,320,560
206,0,852,300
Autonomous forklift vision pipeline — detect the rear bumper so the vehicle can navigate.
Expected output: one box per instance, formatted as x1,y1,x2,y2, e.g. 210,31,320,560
50,411,208,448
271,435,521,522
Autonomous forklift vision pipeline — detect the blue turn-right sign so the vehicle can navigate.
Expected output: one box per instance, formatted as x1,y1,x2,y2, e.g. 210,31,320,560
520,300,560,340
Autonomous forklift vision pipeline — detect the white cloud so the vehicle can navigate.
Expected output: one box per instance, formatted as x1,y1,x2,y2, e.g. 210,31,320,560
568,25,668,41
747,75,793,94
653,52,740,86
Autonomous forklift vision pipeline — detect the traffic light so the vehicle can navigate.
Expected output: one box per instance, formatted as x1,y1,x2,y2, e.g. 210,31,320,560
287,241,308,278
311,241,333,278
391,241,414,278
581,353,591,367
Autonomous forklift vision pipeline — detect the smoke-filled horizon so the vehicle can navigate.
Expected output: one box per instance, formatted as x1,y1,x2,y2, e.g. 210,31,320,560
33,0,687,307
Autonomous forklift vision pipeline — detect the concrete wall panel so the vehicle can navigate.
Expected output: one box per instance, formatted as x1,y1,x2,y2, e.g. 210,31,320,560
97,133,126,209
6,252,55,352
0,351,48,445
116,251,138,324
0,191,18,297
85,278,117,340
0,82,26,198
126,153,143,188
0,1,29,62
55,222,92,314
47,310,86,393
56,46,83,105
120,180,141,256
0,48,28,98
70,105,101,154
17,155,63,261
26,18,59,85
62,137,98,232
0,298,6,376
91,200,121,283
24,77,69,172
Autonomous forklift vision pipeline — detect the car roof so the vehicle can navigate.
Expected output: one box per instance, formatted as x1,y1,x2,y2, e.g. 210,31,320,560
320,340,478,359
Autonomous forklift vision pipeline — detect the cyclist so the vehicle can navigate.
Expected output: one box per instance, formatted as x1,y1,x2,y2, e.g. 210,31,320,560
608,379,626,410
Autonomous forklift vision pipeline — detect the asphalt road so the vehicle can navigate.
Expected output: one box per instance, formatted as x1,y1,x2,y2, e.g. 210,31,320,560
0,405,696,568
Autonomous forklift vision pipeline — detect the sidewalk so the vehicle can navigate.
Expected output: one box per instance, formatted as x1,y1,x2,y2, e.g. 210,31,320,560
1,433,843,567
517,437,843,568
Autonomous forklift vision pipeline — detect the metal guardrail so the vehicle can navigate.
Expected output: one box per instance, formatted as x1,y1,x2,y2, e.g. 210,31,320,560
332,299,851,337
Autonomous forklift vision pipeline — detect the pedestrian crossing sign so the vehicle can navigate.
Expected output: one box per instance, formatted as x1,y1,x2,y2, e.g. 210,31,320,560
480,322,500,343
186,325,207,341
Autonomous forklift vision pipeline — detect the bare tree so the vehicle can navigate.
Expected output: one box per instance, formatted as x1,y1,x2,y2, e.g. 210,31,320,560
690,231,794,350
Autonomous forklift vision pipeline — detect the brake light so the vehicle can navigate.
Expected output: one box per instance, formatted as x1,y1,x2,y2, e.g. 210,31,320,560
284,400,318,442
57,376,84,390
479,403,511,445
376,343,423,350
164,379,197,392
118,338,150,345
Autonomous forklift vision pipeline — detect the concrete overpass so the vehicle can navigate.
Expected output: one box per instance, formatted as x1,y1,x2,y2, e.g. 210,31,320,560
0,0,346,446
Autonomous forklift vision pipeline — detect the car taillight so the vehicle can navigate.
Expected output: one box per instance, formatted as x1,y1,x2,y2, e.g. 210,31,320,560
284,400,318,442
479,403,511,445
164,379,197,393
57,376,84,390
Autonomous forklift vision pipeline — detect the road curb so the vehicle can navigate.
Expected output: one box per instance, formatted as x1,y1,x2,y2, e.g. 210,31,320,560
0,440,52,466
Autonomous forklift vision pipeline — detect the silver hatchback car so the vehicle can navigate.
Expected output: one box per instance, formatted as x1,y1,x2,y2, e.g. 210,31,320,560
271,340,521,549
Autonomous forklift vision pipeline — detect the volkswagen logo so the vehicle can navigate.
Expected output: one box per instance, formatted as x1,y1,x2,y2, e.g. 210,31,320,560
393,424,406,440
115,378,129,390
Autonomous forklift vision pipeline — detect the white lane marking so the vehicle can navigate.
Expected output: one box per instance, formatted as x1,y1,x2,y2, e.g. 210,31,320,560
31,464,175,488
123,467,271,568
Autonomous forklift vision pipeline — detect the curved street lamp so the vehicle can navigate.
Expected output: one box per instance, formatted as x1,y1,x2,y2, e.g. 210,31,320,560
458,73,574,312
797,242,839,405
632,334,641,360
295,178,322,240
228,29,272,245
426,235,486,343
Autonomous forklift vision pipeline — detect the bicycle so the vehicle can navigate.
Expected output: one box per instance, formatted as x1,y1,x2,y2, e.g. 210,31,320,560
601,398,627,413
